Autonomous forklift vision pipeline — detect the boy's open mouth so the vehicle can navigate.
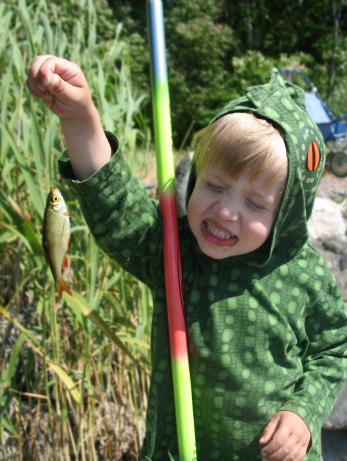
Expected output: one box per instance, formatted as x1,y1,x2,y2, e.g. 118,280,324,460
201,220,238,246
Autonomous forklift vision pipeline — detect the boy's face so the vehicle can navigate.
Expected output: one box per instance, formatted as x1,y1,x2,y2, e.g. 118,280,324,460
187,166,285,259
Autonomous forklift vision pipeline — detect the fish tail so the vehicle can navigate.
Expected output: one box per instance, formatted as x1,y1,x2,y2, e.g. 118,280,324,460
57,277,72,298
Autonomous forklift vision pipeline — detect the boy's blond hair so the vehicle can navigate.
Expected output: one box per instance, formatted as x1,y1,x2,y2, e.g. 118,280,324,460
193,112,287,187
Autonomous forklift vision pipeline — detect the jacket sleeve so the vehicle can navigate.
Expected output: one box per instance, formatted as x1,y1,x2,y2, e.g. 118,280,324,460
280,273,347,448
58,133,163,288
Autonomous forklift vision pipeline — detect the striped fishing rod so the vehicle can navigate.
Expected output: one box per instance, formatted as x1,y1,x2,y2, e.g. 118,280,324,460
147,1,197,460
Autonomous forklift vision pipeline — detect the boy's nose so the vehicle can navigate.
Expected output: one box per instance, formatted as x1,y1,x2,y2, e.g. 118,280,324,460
214,201,239,221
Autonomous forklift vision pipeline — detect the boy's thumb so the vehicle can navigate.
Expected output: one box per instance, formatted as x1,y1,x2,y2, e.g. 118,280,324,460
259,415,279,445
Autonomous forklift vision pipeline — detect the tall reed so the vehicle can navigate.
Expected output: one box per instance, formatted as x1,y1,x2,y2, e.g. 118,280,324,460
0,0,152,459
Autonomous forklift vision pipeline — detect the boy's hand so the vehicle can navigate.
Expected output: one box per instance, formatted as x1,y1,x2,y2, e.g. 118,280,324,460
259,410,310,461
27,55,94,120
27,55,111,179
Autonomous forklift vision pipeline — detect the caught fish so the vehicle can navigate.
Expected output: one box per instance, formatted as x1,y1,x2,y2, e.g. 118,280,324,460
43,187,72,297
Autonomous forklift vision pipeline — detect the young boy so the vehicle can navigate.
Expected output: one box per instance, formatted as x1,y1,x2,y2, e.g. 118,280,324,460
27,56,347,461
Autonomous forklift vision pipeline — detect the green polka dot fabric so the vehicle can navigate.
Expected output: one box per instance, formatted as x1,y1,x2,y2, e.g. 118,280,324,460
59,71,347,461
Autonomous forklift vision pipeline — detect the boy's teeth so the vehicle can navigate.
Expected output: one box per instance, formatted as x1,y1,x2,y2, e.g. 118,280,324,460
207,223,231,240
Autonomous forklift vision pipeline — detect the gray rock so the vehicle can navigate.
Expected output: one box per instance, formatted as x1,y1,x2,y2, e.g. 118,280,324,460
307,197,346,242
306,195,347,435
322,239,347,255
340,256,347,271
322,429,347,461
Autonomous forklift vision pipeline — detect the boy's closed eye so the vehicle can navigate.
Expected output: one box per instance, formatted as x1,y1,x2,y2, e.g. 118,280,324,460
246,198,268,211
204,180,225,193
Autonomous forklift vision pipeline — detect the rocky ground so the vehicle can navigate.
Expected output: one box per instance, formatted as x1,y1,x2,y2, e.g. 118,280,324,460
308,171,347,461
310,172,347,300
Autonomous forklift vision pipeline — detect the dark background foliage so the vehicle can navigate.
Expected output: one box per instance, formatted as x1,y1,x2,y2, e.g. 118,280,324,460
6,0,346,147
106,0,347,147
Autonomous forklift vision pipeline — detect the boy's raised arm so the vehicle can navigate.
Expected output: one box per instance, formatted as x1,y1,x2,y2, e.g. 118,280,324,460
27,55,111,180
27,55,162,288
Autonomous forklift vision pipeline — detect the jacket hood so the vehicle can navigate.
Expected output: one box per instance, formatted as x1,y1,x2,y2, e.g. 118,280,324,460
186,69,325,267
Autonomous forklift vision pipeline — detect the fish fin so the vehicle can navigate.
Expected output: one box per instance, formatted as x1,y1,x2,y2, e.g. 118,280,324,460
64,211,73,217
63,255,69,269
57,278,72,298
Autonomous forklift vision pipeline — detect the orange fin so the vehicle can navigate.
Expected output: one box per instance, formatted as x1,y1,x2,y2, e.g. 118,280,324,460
63,255,69,269
57,278,72,298
64,211,73,217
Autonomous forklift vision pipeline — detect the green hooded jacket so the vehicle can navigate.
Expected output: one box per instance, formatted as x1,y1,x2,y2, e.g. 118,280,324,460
59,70,347,460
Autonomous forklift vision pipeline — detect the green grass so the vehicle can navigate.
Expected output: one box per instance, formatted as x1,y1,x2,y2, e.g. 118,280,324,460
0,1,153,458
